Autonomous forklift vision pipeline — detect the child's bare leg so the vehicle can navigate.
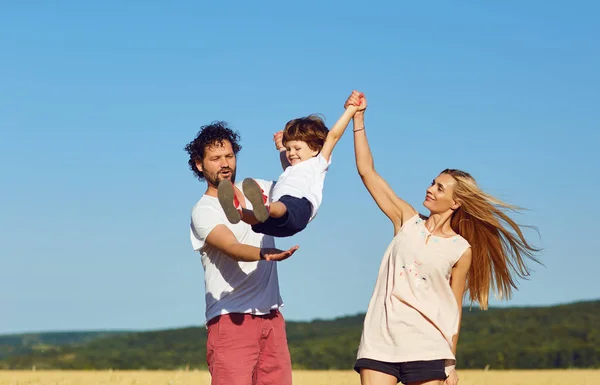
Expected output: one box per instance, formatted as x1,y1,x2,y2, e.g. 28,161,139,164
268,201,287,219
242,202,287,223
240,209,261,225
240,202,286,225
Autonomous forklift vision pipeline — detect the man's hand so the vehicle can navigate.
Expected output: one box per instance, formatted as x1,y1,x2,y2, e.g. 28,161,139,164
273,131,285,152
261,245,299,261
444,369,458,385
206,225,298,262
275,130,291,170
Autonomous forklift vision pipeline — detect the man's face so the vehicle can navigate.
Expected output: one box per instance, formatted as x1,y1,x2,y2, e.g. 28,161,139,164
195,140,237,188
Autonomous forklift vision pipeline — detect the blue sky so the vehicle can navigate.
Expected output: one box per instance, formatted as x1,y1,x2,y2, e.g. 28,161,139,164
1,0,599,334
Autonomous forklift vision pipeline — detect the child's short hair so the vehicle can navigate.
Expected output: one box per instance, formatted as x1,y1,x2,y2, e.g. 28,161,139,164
282,114,329,152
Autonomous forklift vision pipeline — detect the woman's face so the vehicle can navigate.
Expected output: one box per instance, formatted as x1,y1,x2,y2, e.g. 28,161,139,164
423,173,459,213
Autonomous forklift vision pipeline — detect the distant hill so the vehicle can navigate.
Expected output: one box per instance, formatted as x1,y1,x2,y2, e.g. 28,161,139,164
1,300,598,370
0,331,130,360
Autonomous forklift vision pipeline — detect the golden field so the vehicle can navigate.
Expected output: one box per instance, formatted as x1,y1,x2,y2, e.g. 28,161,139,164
1,370,600,385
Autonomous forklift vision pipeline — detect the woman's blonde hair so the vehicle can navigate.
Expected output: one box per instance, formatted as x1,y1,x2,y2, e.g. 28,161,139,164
443,169,542,310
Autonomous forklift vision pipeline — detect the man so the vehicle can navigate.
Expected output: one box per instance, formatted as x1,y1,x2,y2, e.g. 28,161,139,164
184,121,298,385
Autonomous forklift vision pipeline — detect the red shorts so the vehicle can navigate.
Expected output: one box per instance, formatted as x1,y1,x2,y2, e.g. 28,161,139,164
206,310,292,385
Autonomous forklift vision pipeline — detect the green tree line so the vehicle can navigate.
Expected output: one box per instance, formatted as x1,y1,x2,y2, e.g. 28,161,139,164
1,300,598,370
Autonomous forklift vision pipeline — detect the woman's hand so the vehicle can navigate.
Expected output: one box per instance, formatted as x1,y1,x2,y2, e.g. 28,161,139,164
444,368,458,385
344,90,364,110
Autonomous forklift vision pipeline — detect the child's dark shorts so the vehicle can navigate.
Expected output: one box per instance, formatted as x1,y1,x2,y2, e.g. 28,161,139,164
251,195,312,238
354,358,447,384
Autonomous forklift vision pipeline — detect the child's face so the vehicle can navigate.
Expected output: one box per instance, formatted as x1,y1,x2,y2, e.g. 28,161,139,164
284,140,318,166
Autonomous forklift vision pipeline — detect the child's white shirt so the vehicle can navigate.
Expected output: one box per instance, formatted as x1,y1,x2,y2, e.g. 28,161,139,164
270,153,331,221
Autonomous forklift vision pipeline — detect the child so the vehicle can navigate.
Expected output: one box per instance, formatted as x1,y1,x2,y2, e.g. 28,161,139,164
217,91,364,237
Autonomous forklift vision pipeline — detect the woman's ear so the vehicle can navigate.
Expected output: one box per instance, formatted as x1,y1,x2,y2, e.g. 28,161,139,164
451,199,461,211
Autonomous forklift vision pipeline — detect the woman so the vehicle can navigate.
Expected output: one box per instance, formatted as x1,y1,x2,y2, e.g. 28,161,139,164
346,91,540,385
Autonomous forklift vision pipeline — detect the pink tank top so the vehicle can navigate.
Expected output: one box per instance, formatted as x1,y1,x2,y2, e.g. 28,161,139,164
356,213,471,363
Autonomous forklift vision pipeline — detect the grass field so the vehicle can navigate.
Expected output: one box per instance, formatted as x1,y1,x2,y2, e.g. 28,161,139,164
1,370,600,385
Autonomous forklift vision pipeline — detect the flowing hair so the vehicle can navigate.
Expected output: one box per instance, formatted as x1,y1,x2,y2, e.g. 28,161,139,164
442,169,542,310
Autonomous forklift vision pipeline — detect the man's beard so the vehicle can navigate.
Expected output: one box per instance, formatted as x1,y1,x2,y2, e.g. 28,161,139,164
205,167,236,188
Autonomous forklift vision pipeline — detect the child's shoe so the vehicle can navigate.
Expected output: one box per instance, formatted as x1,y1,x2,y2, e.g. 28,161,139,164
242,178,270,223
218,180,242,224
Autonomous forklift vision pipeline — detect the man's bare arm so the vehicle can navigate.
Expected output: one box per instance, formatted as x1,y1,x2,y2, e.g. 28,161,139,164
206,224,298,261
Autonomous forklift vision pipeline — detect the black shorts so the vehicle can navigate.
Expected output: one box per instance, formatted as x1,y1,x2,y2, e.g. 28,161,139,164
354,358,447,384
251,195,312,238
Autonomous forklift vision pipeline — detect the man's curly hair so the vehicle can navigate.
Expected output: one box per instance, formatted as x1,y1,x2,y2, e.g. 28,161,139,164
184,121,242,181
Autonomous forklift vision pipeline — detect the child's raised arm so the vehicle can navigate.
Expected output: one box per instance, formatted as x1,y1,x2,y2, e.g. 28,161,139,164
320,90,361,161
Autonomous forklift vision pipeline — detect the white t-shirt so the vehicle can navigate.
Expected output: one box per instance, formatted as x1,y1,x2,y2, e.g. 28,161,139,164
271,153,331,220
190,179,284,324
